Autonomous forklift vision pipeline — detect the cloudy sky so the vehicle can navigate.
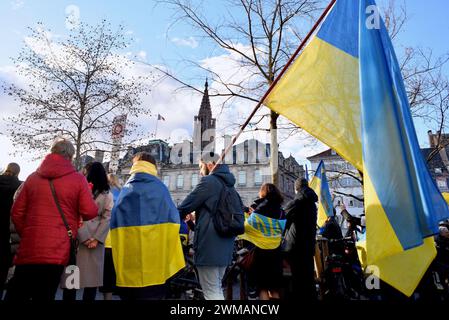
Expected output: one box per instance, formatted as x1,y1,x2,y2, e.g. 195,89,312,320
0,0,448,180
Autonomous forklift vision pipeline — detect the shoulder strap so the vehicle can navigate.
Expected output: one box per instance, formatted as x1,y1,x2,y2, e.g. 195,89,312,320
49,179,73,239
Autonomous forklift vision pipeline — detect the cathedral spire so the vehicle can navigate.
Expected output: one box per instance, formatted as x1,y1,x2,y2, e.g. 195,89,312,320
198,78,211,119
193,78,216,154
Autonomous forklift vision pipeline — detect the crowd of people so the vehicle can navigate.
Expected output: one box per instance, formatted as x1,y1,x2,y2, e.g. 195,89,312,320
0,137,332,301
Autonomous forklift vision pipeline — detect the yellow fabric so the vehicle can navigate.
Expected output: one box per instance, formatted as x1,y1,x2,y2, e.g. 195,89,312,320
104,231,112,249
129,160,158,177
111,223,185,287
309,176,329,228
360,172,436,296
239,222,283,250
264,37,362,171
443,192,449,205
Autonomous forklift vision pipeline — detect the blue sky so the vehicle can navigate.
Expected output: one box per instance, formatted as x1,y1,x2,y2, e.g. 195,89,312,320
0,0,448,178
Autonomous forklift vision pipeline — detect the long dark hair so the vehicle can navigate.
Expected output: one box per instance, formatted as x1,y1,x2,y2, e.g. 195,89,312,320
259,183,284,205
86,162,110,195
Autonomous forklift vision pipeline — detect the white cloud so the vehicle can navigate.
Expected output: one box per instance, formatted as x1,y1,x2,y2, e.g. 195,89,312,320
0,135,40,181
136,50,147,62
0,41,324,179
170,37,199,49
65,5,81,30
10,0,24,10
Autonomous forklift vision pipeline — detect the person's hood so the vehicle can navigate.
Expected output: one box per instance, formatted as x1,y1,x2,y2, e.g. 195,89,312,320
0,175,20,188
253,197,282,214
211,164,236,187
36,153,76,179
297,186,318,202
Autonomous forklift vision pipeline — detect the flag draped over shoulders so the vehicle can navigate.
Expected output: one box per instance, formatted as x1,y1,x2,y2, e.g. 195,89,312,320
110,161,185,288
239,212,286,250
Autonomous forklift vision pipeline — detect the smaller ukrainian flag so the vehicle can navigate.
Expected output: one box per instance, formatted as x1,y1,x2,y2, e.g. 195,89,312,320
239,212,286,250
309,160,333,227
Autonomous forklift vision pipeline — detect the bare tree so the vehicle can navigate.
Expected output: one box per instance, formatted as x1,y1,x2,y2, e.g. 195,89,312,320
2,20,152,169
159,0,322,186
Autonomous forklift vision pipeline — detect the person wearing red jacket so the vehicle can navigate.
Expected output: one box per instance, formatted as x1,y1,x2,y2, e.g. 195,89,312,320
5,138,98,301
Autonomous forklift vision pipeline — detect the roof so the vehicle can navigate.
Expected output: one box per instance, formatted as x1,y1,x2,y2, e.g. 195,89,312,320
421,147,449,175
307,148,340,161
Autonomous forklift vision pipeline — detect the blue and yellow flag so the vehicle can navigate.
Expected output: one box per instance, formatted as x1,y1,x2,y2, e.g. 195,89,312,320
264,0,362,171
264,0,449,296
110,161,185,287
359,0,449,296
239,212,286,250
309,161,333,227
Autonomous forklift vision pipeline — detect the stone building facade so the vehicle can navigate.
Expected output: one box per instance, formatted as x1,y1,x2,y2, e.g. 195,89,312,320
114,80,304,206
307,149,364,216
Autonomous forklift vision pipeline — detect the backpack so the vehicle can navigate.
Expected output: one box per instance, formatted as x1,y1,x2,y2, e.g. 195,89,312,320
212,176,245,238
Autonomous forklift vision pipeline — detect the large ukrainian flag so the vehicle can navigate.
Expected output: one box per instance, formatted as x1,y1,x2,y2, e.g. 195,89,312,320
264,0,449,296
110,161,185,287
359,0,449,296
264,0,362,170
309,161,333,227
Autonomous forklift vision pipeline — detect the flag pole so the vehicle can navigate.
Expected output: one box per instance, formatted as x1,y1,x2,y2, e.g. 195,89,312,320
213,0,337,170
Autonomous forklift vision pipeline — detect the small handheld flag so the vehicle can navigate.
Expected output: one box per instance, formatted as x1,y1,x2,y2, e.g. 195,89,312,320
309,160,333,227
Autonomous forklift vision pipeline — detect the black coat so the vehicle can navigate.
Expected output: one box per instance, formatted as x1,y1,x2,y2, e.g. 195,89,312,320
249,197,285,290
320,217,343,241
0,175,21,266
284,186,318,257
251,197,284,220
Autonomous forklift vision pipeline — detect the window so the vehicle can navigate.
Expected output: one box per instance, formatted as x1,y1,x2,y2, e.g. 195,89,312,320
238,171,247,186
254,169,262,186
349,200,354,207
177,174,184,189
337,200,341,206
437,179,447,189
435,168,443,174
162,176,170,188
191,173,199,189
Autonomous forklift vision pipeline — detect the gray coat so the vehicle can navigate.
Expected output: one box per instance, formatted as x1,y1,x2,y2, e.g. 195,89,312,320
76,191,113,288
178,165,242,267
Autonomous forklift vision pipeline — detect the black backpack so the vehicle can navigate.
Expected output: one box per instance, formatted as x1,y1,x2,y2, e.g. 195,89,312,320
212,176,245,238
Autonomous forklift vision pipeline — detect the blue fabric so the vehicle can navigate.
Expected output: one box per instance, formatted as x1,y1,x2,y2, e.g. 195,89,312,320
315,161,334,219
359,0,449,249
317,0,359,58
179,220,189,235
111,187,121,203
111,172,180,229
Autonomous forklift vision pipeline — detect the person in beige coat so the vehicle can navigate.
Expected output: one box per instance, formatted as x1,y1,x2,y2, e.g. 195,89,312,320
63,162,112,301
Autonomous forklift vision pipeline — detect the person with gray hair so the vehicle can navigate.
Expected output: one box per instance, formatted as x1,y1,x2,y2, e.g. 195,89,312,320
6,138,98,301
0,163,22,299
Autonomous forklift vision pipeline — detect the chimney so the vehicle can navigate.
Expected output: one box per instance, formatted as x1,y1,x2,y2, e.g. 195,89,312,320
428,130,435,148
